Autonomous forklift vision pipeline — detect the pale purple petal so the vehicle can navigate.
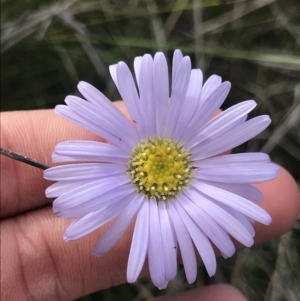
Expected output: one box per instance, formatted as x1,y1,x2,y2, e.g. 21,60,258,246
127,200,150,283
187,100,257,149
168,202,197,284
178,193,235,258
138,54,156,137
195,162,279,183
181,82,231,144
193,115,271,160
133,56,142,87
172,49,183,84
46,179,91,198
52,140,130,164
200,75,222,105
173,69,203,140
55,105,129,150
63,192,134,241
52,175,130,209
55,184,135,218
92,194,144,256
173,201,217,277
158,202,177,281
195,153,271,166
153,52,169,135
192,181,272,225
164,56,191,137
116,62,142,128
64,96,137,147
46,174,135,218
187,69,203,100
109,64,118,89
44,163,126,181
77,81,140,142
76,81,120,113
186,187,254,247
201,181,264,202
219,204,255,237
148,199,168,289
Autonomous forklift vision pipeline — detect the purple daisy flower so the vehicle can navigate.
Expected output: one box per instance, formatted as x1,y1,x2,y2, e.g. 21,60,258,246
44,50,279,289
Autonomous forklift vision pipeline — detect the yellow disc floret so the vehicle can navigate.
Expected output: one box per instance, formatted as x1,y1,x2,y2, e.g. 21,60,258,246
128,138,193,201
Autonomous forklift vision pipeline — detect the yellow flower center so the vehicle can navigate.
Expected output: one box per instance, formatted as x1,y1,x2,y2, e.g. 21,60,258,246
128,138,193,201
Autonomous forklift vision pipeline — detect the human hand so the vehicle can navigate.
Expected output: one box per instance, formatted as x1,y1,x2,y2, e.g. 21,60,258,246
1,103,299,301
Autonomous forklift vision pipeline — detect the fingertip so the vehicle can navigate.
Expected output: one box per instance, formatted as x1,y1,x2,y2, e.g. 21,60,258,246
148,284,247,301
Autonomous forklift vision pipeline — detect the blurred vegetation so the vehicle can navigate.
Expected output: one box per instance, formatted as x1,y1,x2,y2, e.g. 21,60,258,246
1,0,299,300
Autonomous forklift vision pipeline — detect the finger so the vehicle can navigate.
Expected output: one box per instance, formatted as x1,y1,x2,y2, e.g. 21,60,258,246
2,167,299,301
148,284,247,301
0,105,221,218
0,102,130,218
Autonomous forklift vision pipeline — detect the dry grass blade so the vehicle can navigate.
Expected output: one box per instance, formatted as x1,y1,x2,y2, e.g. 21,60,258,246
1,1,77,52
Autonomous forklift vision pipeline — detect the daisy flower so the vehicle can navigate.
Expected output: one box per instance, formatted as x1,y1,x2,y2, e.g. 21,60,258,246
44,50,279,289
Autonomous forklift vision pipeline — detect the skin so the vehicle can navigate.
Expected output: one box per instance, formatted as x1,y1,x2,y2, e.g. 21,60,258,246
1,102,299,301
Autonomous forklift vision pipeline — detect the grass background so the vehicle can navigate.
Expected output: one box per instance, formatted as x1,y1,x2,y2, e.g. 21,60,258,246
1,0,300,300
